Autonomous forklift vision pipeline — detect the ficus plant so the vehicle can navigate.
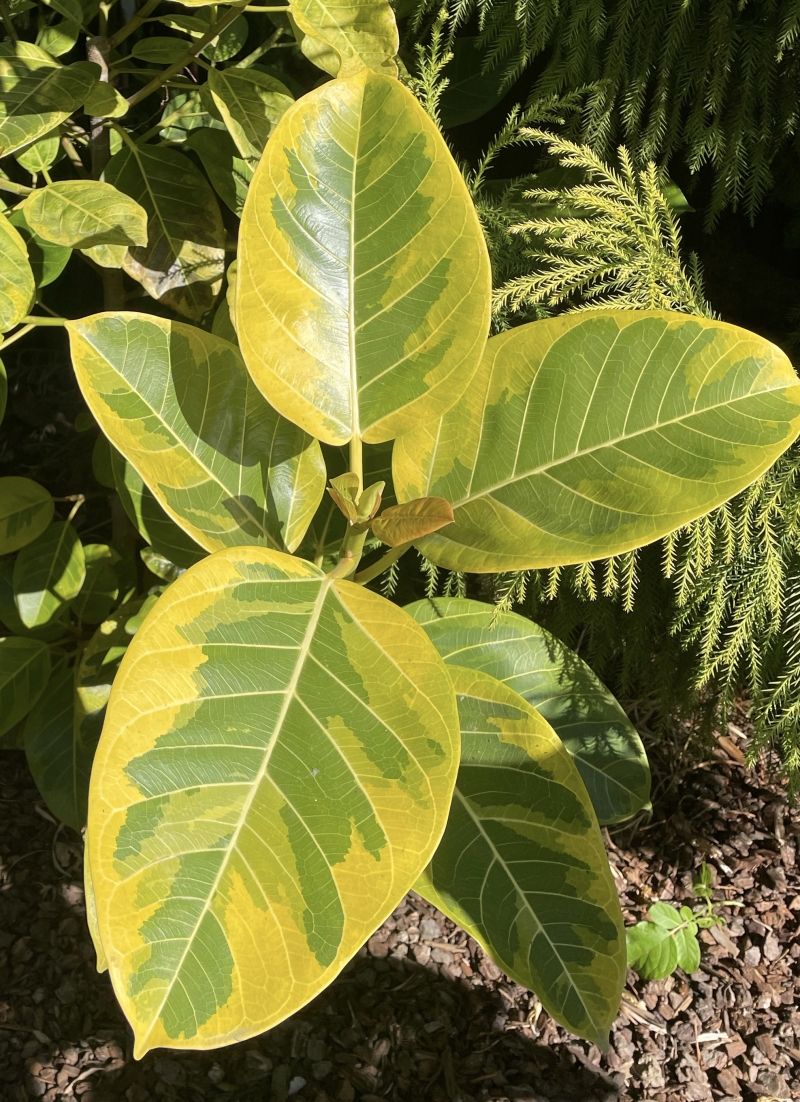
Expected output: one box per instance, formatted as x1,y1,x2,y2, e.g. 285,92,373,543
1,0,799,1063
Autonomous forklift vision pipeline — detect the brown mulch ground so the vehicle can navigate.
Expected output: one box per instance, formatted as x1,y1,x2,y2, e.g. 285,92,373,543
1,716,799,1102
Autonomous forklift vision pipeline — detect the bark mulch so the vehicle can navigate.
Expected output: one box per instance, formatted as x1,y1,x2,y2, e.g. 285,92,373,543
1,715,799,1102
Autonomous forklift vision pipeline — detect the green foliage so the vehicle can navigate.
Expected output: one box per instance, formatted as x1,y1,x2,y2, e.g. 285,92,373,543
0,0,797,1063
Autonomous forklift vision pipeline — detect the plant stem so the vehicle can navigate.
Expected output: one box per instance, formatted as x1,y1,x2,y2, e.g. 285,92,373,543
60,136,89,177
126,1,248,108
0,178,33,196
0,0,17,42
0,324,34,351
353,542,411,585
20,316,68,326
87,36,113,179
239,25,283,68
109,0,161,49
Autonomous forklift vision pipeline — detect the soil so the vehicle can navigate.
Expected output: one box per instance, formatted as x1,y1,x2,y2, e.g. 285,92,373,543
1,714,799,1102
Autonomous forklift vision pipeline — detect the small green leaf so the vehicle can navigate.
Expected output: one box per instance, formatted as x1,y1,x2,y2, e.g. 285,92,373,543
417,665,624,1048
292,0,399,77
140,545,184,583
104,143,225,321
14,127,60,172
0,213,35,331
185,127,252,216
7,208,71,287
407,597,650,824
394,311,800,572
372,497,454,547
14,520,86,627
68,313,326,554
73,544,119,624
0,635,51,739
207,66,292,165
0,558,65,640
131,37,191,64
201,14,248,62
36,17,80,58
0,476,54,554
23,181,148,250
626,902,700,980
84,80,128,118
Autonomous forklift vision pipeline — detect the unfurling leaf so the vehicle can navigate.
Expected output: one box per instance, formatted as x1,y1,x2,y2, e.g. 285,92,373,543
292,0,399,77
185,128,251,216
372,497,454,547
13,520,86,627
0,214,35,332
407,597,650,824
88,546,459,1055
328,472,361,522
23,181,148,249
237,69,491,445
417,666,625,1049
0,635,51,739
83,80,128,118
394,311,800,572
68,313,326,554
0,477,54,554
104,144,225,321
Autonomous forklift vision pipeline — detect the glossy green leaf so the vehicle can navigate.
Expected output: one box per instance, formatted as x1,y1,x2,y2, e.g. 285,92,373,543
111,447,206,570
68,312,326,554
84,80,128,118
0,476,54,554
185,127,252,216
417,666,624,1048
394,311,800,572
0,44,98,156
104,143,225,321
439,37,509,128
237,69,491,445
0,557,66,640
14,520,86,627
292,0,399,77
7,208,71,287
406,597,650,824
24,663,82,827
0,213,35,332
88,546,459,1055
131,37,191,64
14,127,60,172
23,181,148,250
0,635,51,739
73,543,119,624
36,17,80,57
201,14,248,62
207,66,292,166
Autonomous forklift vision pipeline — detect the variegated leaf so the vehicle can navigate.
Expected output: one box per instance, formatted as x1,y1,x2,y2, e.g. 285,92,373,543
0,43,98,156
237,69,491,445
417,666,625,1048
291,0,399,77
88,546,459,1054
67,313,326,554
0,213,35,332
407,597,649,824
207,66,293,166
23,180,148,250
0,477,54,554
104,144,225,322
13,520,86,628
393,312,800,572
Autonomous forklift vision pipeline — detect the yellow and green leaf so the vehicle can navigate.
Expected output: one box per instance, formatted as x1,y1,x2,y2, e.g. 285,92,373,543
67,313,326,554
393,311,800,572
23,180,148,250
417,666,625,1049
0,43,98,156
0,476,54,554
88,546,459,1054
207,66,293,167
0,213,35,332
407,597,649,824
291,0,399,77
104,144,225,322
185,128,252,216
13,520,86,628
237,69,491,445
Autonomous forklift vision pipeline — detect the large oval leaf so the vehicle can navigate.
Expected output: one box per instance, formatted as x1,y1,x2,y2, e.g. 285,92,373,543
207,66,293,167
104,144,225,322
237,69,491,446
292,0,399,77
0,635,51,739
110,448,206,570
13,520,86,627
0,212,35,332
67,313,326,554
7,207,71,288
417,666,624,1048
185,128,252,216
0,44,98,156
0,476,54,554
394,311,800,571
407,597,649,824
88,546,459,1054
23,180,148,250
